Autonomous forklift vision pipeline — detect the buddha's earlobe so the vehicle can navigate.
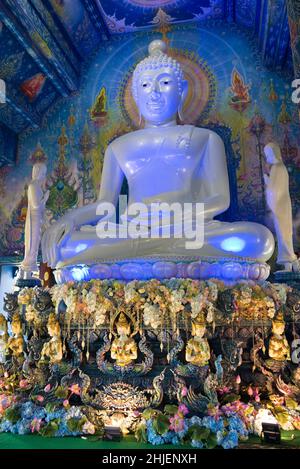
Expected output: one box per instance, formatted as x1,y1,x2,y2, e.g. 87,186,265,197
138,109,143,127
178,80,188,123
178,104,184,123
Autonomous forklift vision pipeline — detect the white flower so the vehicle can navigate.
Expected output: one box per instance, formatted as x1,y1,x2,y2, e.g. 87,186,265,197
143,304,161,329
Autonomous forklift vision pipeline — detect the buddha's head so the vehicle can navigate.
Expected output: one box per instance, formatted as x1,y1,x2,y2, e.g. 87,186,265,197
272,311,285,335
116,312,131,336
132,40,188,126
264,142,282,165
47,312,61,337
11,313,22,335
191,314,206,338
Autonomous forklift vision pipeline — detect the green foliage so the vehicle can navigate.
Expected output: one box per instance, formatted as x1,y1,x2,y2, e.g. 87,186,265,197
4,406,21,424
135,422,147,443
142,408,160,420
152,413,170,436
39,420,59,437
206,432,218,449
221,393,240,404
54,386,69,399
67,417,87,433
163,405,178,415
45,402,57,413
186,424,210,442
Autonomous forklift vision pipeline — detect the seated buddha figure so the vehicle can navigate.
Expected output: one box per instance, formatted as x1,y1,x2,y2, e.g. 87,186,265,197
268,312,290,362
185,314,211,366
42,40,274,277
7,313,24,358
40,312,63,363
110,312,138,367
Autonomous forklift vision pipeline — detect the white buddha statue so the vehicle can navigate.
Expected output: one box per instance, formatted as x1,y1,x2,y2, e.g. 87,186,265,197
264,142,300,272
19,162,49,280
42,40,274,282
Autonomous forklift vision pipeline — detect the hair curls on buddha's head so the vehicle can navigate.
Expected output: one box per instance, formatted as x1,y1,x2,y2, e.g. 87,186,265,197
132,39,185,103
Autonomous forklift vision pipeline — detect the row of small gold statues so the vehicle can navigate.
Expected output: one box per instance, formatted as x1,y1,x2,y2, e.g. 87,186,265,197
0,310,291,367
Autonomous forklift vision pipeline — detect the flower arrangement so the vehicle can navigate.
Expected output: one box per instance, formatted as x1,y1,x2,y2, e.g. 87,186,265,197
47,279,288,331
135,400,254,449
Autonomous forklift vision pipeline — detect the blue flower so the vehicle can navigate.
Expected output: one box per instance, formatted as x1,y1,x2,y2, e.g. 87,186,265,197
171,436,180,445
45,409,66,422
221,430,239,449
16,418,31,435
21,402,46,420
0,419,15,433
228,416,248,437
162,431,175,444
189,416,202,426
202,416,224,433
55,419,80,437
191,439,204,449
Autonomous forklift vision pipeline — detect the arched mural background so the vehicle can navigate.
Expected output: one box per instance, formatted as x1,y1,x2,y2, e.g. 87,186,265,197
0,22,299,259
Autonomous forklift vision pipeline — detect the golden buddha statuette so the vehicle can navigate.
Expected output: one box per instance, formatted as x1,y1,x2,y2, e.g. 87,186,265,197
40,312,63,363
0,314,8,363
186,313,211,366
7,313,24,358
268,311,290,361
110,312,138,367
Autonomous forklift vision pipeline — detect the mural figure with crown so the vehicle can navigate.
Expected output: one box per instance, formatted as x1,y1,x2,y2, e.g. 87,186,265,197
42,40,275,284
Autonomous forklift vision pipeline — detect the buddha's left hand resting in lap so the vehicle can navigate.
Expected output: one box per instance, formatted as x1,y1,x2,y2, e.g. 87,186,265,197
42,40,274,270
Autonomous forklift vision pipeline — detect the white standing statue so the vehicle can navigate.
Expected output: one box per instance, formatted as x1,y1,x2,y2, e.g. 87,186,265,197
19,162,49,279
264,142,300,272
42,40,275,283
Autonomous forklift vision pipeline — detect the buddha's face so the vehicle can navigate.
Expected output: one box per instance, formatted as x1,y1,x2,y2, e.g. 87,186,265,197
136,67,183,125
12,319,21,335
193,324,206,338
116,323,130,336
272,322,285,335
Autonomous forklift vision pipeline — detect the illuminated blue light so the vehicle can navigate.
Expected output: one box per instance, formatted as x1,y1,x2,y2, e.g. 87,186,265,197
221,236,246,253
75,243,88,254
71,266,89,282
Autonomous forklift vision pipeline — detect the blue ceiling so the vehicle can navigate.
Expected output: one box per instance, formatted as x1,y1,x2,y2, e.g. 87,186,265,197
0,0,294,167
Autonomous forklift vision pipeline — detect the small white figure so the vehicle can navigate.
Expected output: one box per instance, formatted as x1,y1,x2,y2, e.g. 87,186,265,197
19,163,49,279
264,142,300,272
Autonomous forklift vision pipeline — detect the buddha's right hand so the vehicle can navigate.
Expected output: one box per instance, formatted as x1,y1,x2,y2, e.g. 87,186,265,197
42,216,74,268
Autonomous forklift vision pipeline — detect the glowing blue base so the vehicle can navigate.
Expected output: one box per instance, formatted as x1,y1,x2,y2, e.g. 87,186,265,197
54,257,270,284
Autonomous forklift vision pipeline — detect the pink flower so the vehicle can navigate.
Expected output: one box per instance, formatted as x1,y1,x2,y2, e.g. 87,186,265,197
0,395,11,414
247,386,253,397
217,386,231,395
44,384,51,393
235,375,241,384
181,386,188,397
31,418,42,433
82,422,95,435
36,395,44,403
63,399,69,408
19,379,29,388
169,414,185,432
178,404,189,416
68,384,81,396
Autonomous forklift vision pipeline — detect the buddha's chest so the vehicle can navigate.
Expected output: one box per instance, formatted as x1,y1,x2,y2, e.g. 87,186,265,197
114,128,203,181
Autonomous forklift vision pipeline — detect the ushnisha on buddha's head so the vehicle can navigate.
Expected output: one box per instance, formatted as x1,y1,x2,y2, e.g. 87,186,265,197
115,312,131,336
191,313,206,338
271,311,285,335
132,39,188,126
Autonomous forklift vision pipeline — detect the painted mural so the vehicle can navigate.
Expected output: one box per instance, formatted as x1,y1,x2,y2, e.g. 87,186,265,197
0,21,299,259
